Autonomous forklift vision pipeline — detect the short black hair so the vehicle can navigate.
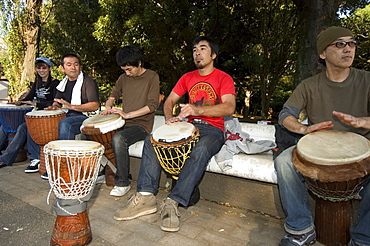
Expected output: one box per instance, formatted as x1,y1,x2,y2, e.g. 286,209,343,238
192,36,219,64
116,45,143,67
60,53,80,66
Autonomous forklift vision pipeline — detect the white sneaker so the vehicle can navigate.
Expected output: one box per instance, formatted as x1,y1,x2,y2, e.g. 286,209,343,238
110,185,131,197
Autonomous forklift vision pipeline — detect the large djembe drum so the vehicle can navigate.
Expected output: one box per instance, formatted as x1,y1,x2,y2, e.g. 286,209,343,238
0,104,33,162
44,140,104,246
292,130,370,245
25,110,66,174
150,121,200,205
81,113,125,187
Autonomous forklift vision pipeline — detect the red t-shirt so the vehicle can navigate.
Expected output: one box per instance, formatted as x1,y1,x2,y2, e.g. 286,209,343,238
172,68,235,131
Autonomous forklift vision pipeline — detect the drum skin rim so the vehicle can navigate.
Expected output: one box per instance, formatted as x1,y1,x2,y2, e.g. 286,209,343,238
45,140,104,151
293,147,370,182
150,126,200,148
25,109,65,117
296,130,370,165
82,113,122,127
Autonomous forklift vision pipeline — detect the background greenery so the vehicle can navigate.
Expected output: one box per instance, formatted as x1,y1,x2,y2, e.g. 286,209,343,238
1,0,369,121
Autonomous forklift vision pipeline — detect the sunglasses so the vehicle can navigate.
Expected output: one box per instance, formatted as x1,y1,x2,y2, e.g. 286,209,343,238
36,66,49,70
329,41,358,48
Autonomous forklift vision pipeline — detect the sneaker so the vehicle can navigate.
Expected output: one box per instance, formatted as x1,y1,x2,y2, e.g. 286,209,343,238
348,239,370,246
40,172,49,180
24,159,40,173
110,185,131,197
114,192,157,221
160,198,181,232
280,229,316,246
95,175,106,184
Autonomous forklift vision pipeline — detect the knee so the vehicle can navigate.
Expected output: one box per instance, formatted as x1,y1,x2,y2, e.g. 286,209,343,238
112,132,128,148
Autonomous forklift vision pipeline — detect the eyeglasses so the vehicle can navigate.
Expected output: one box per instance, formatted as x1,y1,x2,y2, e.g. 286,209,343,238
329,41,358,48
36,66,49,70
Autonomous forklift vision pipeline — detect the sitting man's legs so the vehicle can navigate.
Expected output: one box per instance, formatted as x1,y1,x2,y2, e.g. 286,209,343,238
274,146,316,245
58,114,88,140
110,125,148,197
114,124,224,232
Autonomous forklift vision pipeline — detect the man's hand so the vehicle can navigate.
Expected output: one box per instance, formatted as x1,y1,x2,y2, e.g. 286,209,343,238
177,104,202,119
333,111,368,128
303,121,334,135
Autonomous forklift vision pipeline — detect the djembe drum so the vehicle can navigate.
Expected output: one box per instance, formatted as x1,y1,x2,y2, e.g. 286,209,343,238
0,104,33,162
150,121,200,205
44,140,104,246
292,130,370,246
81,113,125,187
25,110,66,174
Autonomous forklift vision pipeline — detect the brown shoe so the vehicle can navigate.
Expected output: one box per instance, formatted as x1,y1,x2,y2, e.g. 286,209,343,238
160,198,181,232
114,192,157,221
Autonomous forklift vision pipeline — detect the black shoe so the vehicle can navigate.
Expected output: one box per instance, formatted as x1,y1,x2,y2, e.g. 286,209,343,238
280,228,316,246
348,239,370,246
41,172,49,180
0,162,8,168
25,159,40,173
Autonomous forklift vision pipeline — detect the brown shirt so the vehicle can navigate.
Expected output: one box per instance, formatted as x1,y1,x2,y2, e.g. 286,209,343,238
109,69,160,133
285,68,370,138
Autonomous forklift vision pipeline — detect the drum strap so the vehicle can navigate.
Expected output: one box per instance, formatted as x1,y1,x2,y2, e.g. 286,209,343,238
52,188,94,216
100,155,117,173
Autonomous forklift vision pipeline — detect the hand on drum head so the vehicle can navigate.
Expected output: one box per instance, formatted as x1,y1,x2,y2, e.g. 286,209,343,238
304,121,334,134
333,111,370,129
105,108,129,119
8,101,23,106
45,105,61,110
177,104,202,120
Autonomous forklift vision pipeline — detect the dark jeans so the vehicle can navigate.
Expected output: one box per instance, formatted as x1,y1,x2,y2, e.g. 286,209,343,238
0,123,39,166
112,125,148,187
58,113,88,140
137,123,224,207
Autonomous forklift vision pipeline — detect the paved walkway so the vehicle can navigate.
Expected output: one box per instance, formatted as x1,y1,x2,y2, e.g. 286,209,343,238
0,160,322,246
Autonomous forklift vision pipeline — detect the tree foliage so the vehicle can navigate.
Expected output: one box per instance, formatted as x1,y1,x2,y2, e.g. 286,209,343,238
1,0,369,119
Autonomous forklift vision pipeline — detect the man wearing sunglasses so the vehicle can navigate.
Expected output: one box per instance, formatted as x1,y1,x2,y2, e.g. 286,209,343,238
275,26,370,246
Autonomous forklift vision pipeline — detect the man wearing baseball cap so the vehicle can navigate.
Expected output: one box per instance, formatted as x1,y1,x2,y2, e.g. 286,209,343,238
275,26,370,246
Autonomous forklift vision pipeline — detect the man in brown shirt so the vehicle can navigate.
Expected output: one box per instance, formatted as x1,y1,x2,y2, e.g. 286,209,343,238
102,46,160,196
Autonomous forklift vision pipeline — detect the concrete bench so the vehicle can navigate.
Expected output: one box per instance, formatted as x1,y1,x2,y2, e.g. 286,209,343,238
128,115,277,184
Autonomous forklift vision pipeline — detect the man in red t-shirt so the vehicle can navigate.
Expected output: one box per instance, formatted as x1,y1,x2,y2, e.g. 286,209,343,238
114,36,236,232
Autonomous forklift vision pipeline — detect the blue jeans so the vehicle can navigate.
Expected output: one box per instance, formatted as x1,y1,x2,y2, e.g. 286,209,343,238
137,123,224,206
58,113,88,140
0,125,7,150
112,125,148,187
0,123,39,165
275,145,370,245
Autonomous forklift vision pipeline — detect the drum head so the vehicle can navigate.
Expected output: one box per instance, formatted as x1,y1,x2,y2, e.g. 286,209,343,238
82,113,122,127
297,130,370,165
152,121,196,143
0,104,32,109
26,109,64,116
46,140,103,151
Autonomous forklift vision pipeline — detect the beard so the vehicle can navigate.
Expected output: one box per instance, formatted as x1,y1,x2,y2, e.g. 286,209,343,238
195,61,204,69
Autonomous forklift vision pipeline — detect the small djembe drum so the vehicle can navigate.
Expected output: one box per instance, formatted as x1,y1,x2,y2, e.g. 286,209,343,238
150,121,200,205
0,104,33,162
81,113,125,187
25,110,66,174
292,130,370,246
44,140,104,246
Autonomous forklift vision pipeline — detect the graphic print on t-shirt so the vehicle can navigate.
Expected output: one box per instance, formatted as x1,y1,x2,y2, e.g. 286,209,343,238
189,82,220,106
36,87,51,100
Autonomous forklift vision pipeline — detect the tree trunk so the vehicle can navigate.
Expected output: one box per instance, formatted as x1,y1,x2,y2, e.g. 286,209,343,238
20,0,42,87
293,0,341,86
